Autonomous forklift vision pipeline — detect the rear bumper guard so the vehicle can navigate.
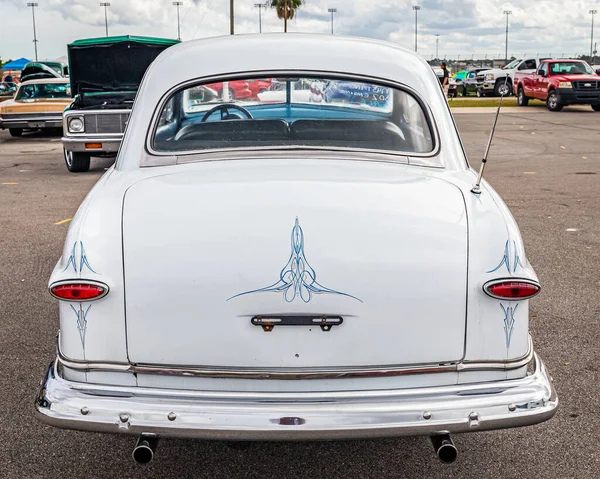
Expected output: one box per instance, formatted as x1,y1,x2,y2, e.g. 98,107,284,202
35,352,557,440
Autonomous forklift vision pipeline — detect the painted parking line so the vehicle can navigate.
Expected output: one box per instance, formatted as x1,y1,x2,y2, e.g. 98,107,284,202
523,172,536,175
55,218,72,225
2,182,19,185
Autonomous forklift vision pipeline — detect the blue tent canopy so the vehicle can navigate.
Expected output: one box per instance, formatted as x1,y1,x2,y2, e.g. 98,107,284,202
2,57,32,70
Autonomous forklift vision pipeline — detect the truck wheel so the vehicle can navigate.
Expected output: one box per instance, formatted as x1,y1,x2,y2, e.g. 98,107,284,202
9,128,23,137
592,104,600,111
476,89,484,98
517,87,529,106
64,149,91,173
546,90,563,112
494,79,511,97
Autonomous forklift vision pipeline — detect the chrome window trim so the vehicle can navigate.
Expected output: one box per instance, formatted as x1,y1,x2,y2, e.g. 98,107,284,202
57,333,534,379
143,69,441,166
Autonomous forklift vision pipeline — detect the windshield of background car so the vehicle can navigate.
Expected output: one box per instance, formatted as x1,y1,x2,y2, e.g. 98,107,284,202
504,59,521,69
152,76,434,157
550,62,595,75
16,83,70,100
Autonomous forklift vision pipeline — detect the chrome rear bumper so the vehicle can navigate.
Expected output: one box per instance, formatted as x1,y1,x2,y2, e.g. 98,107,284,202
35,353,557,440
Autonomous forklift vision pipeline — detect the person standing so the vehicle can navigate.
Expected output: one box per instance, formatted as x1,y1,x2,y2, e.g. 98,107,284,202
440,62,449,98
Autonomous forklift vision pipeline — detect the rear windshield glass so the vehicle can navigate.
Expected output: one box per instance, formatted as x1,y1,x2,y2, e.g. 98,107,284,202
16,83,70,100
152,75,434,155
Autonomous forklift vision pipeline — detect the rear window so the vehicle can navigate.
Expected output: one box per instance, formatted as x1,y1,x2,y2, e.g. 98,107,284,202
152,75,434,156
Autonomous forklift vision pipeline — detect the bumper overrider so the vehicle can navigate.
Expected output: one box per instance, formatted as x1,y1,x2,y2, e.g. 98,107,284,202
35,349,558,441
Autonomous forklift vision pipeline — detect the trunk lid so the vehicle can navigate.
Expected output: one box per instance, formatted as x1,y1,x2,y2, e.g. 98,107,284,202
123,164,468,368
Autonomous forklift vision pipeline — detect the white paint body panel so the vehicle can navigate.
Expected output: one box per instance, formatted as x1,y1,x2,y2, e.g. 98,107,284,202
47,34,540,390
122,161,468,367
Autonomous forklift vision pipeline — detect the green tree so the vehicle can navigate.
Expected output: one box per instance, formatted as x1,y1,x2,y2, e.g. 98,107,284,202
270,0,304,33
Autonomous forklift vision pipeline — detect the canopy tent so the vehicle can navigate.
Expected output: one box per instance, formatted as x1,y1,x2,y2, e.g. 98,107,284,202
2,57,32,71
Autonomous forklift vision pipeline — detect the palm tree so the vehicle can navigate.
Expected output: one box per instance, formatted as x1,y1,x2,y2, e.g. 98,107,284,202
270,0,304,32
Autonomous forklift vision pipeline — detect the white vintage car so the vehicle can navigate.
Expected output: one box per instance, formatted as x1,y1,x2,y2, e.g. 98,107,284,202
36,34,557,464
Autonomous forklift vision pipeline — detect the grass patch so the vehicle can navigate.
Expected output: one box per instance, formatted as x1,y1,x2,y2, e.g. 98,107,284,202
448,97,519,108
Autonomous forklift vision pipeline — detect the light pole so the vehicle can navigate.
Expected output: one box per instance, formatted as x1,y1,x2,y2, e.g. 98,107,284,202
328,8,337,35
230,0,234,34
172,2,183,40
435,33,440,59
590,10,597,62
412,6,420,52
503,10,512,62
100,2,110,37
27,2,39,61
254,3,266,33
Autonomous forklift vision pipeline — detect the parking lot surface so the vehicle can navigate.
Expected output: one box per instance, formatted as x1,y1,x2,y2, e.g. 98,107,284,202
1,108,599,478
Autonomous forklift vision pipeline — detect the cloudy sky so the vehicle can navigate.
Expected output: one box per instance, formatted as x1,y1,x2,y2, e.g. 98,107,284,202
1,0,598,62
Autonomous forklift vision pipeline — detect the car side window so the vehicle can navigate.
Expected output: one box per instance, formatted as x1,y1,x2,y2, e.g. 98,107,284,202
158,98,176,127
519,60,536,70
538,63,548,77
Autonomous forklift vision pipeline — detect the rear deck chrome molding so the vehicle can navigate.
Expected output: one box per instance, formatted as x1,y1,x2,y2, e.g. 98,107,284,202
35,351,557,440
56,334,534,380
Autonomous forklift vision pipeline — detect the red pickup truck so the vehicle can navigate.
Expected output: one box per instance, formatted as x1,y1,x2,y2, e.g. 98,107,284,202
513,59,600,111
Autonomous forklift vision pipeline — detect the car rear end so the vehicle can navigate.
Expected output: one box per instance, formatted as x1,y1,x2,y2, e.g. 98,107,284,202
35,36,557,460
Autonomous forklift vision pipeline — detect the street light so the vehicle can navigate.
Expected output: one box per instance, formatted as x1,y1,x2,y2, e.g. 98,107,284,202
590,10,597,62
503,10,512,62
412,6,420,52
26,2,39,61
254,3,267,33
100,2,110,37
435,33,440,59
328,8,337,35
230,0,234,35
173,1,183,40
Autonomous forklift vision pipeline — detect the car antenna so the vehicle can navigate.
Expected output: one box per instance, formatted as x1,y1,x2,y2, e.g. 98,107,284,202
471,75,510,195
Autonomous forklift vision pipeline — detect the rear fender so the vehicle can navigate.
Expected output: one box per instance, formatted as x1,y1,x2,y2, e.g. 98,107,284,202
49,168,129,363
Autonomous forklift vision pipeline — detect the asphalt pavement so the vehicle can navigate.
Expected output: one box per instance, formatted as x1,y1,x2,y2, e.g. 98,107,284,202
0,107,599,478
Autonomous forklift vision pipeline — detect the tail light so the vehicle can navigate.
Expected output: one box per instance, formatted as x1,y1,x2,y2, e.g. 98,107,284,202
483,279,540,301
49,281,109,301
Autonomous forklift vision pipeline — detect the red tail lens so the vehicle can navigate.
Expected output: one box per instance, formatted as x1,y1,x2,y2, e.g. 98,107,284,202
50,283,108,301
484,281,540,300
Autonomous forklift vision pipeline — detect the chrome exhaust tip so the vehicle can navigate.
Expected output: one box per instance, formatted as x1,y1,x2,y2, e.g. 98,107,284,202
430,434,458,464
132,435,158,465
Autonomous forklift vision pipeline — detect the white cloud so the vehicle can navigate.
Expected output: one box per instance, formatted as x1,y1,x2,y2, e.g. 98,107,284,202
0,0,598,61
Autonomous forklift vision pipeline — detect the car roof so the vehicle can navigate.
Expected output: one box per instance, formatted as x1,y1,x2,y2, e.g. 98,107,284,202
19,78,70,86
142,34,439,98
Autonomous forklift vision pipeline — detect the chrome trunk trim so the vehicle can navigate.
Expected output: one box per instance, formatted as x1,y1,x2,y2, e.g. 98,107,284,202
56,333,534,380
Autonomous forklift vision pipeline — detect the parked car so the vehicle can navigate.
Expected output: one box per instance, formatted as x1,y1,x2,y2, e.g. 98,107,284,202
20,61,68,82
62,35,179,173
0,78,71,136
476,58,550,97
454,68,489,96
205,79,272,100
0,81,17,100
514,59,600,111
35,34,557,464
